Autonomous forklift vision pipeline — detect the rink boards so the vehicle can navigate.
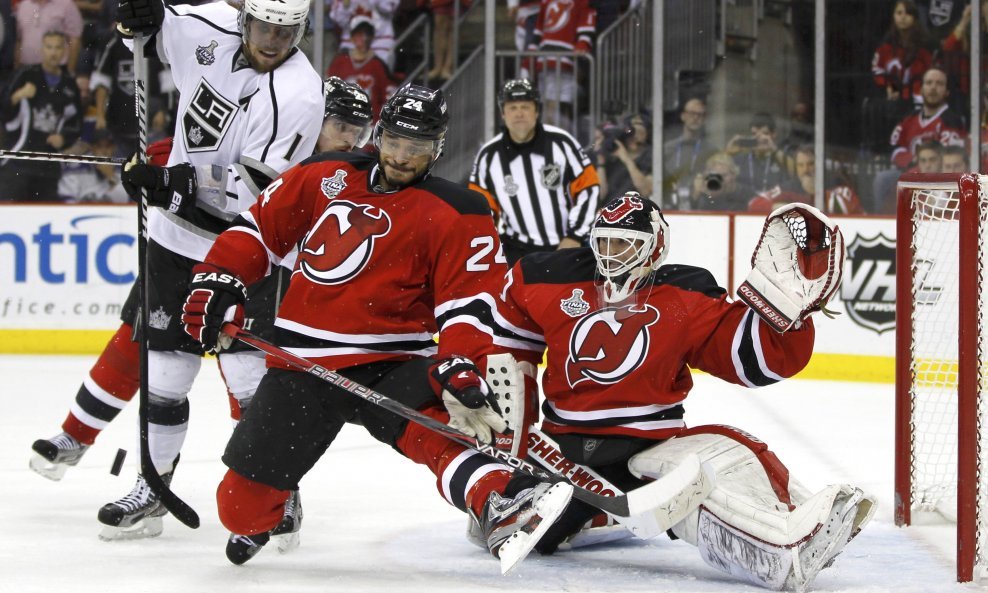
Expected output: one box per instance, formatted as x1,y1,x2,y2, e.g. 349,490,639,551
0,204,898,382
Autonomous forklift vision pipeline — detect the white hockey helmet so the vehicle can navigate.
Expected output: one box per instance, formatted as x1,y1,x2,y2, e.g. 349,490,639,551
590,192,670,303
240,0,310,48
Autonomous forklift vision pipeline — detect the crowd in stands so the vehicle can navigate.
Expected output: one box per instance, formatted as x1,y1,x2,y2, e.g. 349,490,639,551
0,0,982,214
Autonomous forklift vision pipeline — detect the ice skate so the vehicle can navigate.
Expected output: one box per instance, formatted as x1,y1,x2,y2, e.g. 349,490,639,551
271,490,302,554
472,481,574,575
226,532,271,565
97,471,172,541
783,486,876,592
30,432,89,481
225,491,300,565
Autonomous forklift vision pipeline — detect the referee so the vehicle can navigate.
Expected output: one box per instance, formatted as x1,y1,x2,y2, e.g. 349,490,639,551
468,79,600,264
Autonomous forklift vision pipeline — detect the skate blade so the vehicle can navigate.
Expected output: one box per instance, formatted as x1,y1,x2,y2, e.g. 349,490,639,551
29,454,69,481
98,516,164,541
498,483,574,575
273,531,300,554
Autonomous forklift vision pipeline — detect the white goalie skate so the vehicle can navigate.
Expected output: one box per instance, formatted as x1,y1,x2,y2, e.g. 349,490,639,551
30,432,89,481
472,481,574,575
97,472,172,541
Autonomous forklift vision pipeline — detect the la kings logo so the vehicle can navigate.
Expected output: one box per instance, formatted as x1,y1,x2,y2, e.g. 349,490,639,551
841,233,896,334
183,79,237,153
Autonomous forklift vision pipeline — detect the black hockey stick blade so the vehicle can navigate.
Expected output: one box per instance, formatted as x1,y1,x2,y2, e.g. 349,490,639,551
223,325,702,519
134,33,199,530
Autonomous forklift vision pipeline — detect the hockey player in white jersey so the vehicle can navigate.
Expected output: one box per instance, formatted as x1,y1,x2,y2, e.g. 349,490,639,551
49,0,324,541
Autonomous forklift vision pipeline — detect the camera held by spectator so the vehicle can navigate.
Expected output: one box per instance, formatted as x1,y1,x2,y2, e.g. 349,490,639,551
601,123,635,154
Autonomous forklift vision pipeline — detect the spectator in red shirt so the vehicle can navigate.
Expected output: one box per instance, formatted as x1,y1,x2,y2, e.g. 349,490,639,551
748,144,864,215
326,15,397,123
872,0,932,105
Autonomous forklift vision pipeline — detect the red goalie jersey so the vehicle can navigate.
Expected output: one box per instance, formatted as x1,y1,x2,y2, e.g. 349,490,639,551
500,249,815,441
204,152,518,371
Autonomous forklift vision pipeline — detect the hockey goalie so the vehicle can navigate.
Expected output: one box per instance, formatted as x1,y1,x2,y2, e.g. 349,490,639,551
482,192,875,590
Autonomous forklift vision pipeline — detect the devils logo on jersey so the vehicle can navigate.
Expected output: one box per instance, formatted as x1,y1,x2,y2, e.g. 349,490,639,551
299,200,392,285
544,0,574,34
565,305,660,387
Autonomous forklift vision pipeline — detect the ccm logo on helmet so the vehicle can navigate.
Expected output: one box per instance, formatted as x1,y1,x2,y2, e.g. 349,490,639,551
396,121,419,130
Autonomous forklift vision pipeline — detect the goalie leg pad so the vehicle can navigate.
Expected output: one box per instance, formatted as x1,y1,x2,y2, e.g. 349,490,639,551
631,426,875,589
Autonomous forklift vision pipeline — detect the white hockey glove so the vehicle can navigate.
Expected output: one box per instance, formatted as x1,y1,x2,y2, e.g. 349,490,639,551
737,204,845,333
429,356,507,444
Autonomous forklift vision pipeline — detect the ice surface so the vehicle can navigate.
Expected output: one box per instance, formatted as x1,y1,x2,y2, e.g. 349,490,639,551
0,355,979,592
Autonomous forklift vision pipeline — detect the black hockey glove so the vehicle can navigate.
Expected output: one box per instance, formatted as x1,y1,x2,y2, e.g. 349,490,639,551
429,356,507,444
182,263,246,353
117,0,164,35
122,161,197,217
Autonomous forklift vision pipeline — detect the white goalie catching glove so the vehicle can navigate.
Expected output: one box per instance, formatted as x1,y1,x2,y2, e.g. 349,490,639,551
429,356,507,444
737,203,845,333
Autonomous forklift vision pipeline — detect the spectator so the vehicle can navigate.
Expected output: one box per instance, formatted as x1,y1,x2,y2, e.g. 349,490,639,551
596,113,652,200
779,100,813,162
871,0,933,105
507,0,539,78
89,29,174,156
426,0,468,82
688,151,754,211
662,96,715,207
328,0,398,69
467,79,600,264
0,30,82,202
748,145,865,215
873,68,966,212
937,1,988,101
911,139,944,173
941,143,968,173
726,112,791,193
57,131,128,202
889,67,966,169
326,15,397,121
528,0,597,130
14,0,84,74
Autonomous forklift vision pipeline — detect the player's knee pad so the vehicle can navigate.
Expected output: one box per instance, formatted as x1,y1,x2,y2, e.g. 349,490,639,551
216,469,290,535
217,351,266,401
147,350,202,399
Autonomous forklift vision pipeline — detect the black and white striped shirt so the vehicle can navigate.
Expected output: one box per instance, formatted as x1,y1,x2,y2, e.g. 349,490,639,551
468,124,600,248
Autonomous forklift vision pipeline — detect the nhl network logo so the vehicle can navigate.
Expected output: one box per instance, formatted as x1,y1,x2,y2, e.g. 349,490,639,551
841,233,896,334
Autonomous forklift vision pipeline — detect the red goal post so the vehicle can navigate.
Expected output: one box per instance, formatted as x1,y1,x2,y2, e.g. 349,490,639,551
895,172,987,583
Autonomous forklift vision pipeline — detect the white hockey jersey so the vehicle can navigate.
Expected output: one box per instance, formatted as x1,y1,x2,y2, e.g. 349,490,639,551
148,1,324,261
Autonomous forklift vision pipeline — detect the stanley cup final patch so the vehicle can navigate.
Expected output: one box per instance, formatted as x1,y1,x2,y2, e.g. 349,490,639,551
560,288,590,317
321,170,349,200
196,40,218,66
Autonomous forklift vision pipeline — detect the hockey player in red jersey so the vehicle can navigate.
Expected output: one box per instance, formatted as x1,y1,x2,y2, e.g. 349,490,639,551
181,85,575,571
486,192,876,590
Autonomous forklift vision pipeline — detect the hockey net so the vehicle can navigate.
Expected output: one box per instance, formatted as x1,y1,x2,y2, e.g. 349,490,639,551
895,172,988,583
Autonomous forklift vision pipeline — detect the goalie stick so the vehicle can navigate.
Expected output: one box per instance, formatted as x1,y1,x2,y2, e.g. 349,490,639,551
222,324,709,520
133,34,199,529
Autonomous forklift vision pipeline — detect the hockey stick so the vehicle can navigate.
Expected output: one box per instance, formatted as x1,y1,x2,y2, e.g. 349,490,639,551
0,149,127,165
133,33,199,529
221,324,710,520
526,427,712,538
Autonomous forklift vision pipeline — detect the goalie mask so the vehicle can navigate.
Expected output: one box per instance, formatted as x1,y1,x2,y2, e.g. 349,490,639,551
590,192,670,304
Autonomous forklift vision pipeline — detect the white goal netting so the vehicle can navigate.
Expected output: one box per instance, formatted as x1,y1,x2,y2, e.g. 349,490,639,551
899,175,987,582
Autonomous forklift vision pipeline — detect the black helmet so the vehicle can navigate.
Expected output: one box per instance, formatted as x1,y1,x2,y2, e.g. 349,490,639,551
324,76,372,126
377,84,449,142
498,78,541,111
